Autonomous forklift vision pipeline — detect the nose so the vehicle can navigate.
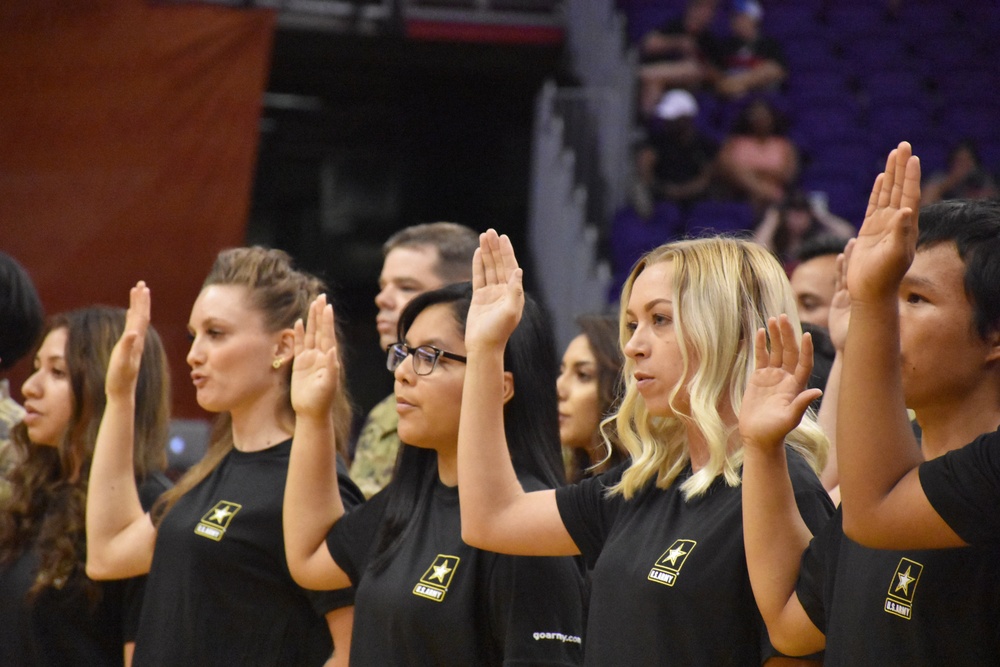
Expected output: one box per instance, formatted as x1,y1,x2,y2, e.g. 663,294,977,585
186,335,205,369
22,369,42,398
375,285,394,310
623,325,647,360
393,351,416,385
556,370,569,400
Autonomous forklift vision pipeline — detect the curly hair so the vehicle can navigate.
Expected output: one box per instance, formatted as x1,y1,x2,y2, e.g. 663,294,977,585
610,236,828,500
0,307,170,601
153,247,354,523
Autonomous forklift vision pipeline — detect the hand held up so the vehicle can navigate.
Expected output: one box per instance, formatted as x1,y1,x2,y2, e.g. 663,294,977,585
291,294,341,420
105,281,151,401
465,229,525,353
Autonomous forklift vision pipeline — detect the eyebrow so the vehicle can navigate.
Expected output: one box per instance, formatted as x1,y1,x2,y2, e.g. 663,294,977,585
900,274,937,290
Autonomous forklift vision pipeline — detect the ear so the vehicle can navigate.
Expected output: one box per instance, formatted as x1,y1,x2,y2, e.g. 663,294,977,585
274,328,296,365
985,327,1000,364
501,371,515,405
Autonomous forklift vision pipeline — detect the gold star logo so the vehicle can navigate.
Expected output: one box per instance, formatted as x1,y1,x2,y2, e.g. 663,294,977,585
429,561,453,583
895,566,915,595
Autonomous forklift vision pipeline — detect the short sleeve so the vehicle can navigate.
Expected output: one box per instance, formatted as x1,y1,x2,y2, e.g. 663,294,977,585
326,490,389,585
487,553,586,666
554,463,627,569
919,429,1000,547
795,509,844,633
787,447,836,534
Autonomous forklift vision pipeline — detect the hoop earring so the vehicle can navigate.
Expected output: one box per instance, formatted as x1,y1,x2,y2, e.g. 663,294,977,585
272,358,283,370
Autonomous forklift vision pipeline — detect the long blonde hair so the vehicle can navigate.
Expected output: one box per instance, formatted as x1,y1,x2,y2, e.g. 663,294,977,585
153,247,353,523
609,236,827,499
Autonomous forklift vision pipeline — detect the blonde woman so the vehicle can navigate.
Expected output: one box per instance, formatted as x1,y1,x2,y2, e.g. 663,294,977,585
457,230,834,665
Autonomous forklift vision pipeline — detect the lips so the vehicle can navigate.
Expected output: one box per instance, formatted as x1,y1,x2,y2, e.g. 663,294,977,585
634,372,654,390
376,318,395,335
22,405,41,425
190,371,207,388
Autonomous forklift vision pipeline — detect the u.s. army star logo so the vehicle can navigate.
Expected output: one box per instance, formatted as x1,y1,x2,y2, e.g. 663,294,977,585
194,501,242,542
413,554,460,602
884,557,923,619
648,539,696,587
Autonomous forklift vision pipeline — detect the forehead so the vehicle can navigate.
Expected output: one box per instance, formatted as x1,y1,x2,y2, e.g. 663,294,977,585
381,245,442,283
628,260,674,307
905,243,967,294
38,327,68,357
564,334,596,363
404,302,464,348
790,255,837,290
190,284,263,325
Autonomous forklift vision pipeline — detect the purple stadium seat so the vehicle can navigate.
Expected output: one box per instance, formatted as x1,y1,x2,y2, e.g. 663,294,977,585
823,6,890,40
939,106,1000,144
763,6,822,41
609,202,684,298
790,108,860,153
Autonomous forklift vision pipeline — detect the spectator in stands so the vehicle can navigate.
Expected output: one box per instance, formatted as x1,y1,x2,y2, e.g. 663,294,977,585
714,0,787,99
0,304,170,666
558,314,627,483
632,89,718,218
350,223,479,498
754,190,855,271
922,139,998,204
637,0,721,116
789,235,850,329
0,252,44,502
718,98,799,210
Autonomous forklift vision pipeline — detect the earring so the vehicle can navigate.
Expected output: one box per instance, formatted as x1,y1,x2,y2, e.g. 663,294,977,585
272,358,283,370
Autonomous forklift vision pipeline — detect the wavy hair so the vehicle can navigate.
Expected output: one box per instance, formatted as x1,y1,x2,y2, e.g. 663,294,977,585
0,307,170,600
610,236,827,500
153,247,353,523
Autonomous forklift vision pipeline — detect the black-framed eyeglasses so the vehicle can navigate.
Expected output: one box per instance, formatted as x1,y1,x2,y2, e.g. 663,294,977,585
386,342,467,376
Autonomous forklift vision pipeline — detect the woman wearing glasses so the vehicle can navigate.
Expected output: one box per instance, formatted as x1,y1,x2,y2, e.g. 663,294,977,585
283,281,586,666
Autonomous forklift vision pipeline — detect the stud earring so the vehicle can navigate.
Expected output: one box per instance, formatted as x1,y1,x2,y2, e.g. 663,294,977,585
272,358,283,370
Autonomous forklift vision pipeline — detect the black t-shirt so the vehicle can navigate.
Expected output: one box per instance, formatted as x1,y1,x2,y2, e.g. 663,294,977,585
0,474,170,667
797,507,1000,664
556,447,833,666
326,474,586,666
643,17,722,66
132,440,363,667
919,428,1000,547
648,131,718,189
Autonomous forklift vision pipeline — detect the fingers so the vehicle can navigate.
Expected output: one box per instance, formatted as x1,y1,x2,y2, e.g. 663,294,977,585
126,281,151,337
320,300,336,356
877,148,896,209
796,331,815,387
472,247,485,290
496,233,521,282
765,317,784,370
889,142,912,208
865,172,883,220
480,230,501,286
901,154,921,216
294,318,305,357
753,327,769,371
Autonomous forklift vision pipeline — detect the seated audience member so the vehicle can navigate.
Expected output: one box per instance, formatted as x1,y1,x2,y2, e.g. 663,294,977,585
718,99,799,210
632,89,718,217
557,314,627,483
754,191,854,271
922,139,998,204
637,0,721,115
714,0,787,99
740,143,1000,665
789,235,851,329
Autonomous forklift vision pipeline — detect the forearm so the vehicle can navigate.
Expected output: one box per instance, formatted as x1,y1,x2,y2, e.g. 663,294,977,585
457,348,527,550
838,300,920,538
86,395,150,578
325,606,353,667
817,355,841,491
285,415,347,587
742,445,819,653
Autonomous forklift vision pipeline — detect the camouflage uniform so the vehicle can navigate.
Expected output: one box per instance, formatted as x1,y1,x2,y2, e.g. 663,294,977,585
349,393,400,498
0,380,24,504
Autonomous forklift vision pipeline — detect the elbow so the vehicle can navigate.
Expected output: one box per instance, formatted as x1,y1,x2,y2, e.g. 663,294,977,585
85,554,116,581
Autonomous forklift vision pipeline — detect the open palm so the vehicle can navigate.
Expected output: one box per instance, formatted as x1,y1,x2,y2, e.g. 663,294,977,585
740,316,823,451
466,229,525,352
291,294,341,419
106,281,150,401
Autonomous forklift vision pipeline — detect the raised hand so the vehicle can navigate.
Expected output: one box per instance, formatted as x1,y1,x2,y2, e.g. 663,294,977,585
106,281,151,401
848,141,921,304
291,294,341,420
827,238,854,352
740,315,823,451
466,229,525,352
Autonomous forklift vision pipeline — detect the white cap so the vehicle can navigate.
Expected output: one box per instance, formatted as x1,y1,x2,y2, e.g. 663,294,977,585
655,89,699,120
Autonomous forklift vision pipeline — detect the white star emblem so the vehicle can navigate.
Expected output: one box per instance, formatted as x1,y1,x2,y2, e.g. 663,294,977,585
664,546,687,566
429,561,452,583
895,566,915,595
210,505,233,522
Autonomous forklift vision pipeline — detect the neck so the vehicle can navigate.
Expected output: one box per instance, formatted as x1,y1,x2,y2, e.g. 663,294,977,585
916,389,1000,460
436,446,458,487
229,389,294,452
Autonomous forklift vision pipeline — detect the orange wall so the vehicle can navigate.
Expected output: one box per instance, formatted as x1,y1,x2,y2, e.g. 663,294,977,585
0,0,275,418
